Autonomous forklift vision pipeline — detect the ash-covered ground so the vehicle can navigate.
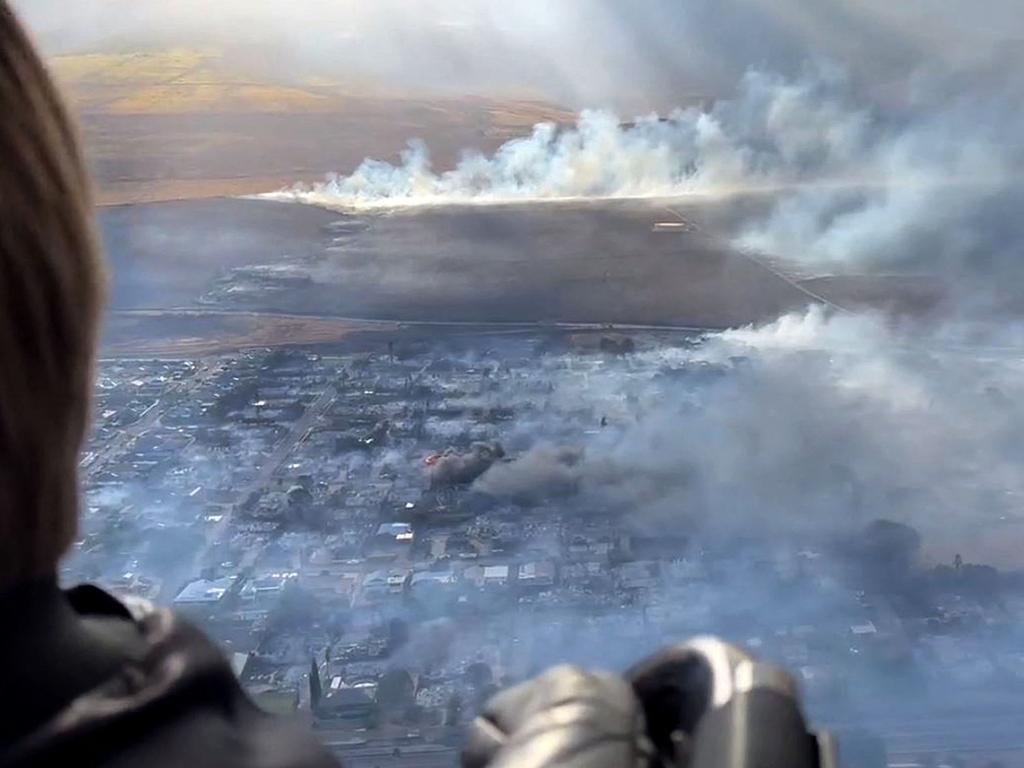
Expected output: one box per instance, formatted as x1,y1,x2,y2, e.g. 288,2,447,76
98,197,941,338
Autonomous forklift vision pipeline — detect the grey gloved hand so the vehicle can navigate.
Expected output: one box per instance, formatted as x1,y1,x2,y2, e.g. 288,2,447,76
462,665,655,768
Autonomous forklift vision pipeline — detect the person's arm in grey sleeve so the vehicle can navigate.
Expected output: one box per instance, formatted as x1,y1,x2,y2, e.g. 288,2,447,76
462,665,656,768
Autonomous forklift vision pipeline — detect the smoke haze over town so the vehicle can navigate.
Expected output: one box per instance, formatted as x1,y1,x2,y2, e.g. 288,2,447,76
12,1,1024,765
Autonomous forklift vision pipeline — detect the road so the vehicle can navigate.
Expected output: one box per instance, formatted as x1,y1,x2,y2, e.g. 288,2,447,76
156,382,338,601
197,384,337,579
82,359,223,472
109,307,716,335
254,384,338,488
661,203,848,314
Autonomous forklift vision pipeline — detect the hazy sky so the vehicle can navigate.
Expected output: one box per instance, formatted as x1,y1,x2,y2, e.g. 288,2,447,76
11,0,1024,109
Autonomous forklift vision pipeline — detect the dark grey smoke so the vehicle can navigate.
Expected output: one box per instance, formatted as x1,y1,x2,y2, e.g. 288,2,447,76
474,444,583,504
428,441,505,488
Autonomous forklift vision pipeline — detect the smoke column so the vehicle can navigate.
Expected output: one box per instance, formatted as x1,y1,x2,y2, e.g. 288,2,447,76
264,65,1023,288
263,68,876,209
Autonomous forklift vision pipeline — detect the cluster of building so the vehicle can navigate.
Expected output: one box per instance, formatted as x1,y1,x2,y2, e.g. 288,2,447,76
66,336,1024,763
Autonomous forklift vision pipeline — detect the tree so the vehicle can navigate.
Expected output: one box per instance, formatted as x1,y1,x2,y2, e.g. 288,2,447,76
268,582,321,634
386,618,410,654
857,519,922,595
309,658,322,712
377,668,415,712
861,519,921,570
473,683,499,711
464,661,493,689
445,693,463,726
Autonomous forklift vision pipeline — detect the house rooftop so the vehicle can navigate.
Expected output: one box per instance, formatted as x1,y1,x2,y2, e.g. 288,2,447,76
174,576,235,605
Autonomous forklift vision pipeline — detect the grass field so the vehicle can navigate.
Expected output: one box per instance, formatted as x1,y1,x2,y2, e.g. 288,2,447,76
50,49,573,205
102,310,392,357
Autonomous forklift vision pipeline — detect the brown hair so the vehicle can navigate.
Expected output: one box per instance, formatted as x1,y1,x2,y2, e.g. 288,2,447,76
0,2,104,586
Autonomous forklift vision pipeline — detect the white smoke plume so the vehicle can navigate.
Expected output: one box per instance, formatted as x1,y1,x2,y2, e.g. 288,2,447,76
736,82,1024,277
265,65,1023,288
263,68,874,210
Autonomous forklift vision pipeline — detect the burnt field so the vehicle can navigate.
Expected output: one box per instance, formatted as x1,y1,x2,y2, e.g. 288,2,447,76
97,196,942,352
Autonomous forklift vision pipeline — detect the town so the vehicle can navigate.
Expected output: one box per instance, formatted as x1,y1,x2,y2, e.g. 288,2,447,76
68,332,1024,768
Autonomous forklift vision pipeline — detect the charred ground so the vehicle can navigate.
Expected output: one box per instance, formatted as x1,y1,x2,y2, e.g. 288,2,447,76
98,196,941,355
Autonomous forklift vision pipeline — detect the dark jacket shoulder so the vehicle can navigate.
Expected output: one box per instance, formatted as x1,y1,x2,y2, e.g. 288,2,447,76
0,585,338,768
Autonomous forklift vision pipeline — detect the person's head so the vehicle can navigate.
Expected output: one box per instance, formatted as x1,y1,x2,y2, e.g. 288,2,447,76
0,2,104,588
